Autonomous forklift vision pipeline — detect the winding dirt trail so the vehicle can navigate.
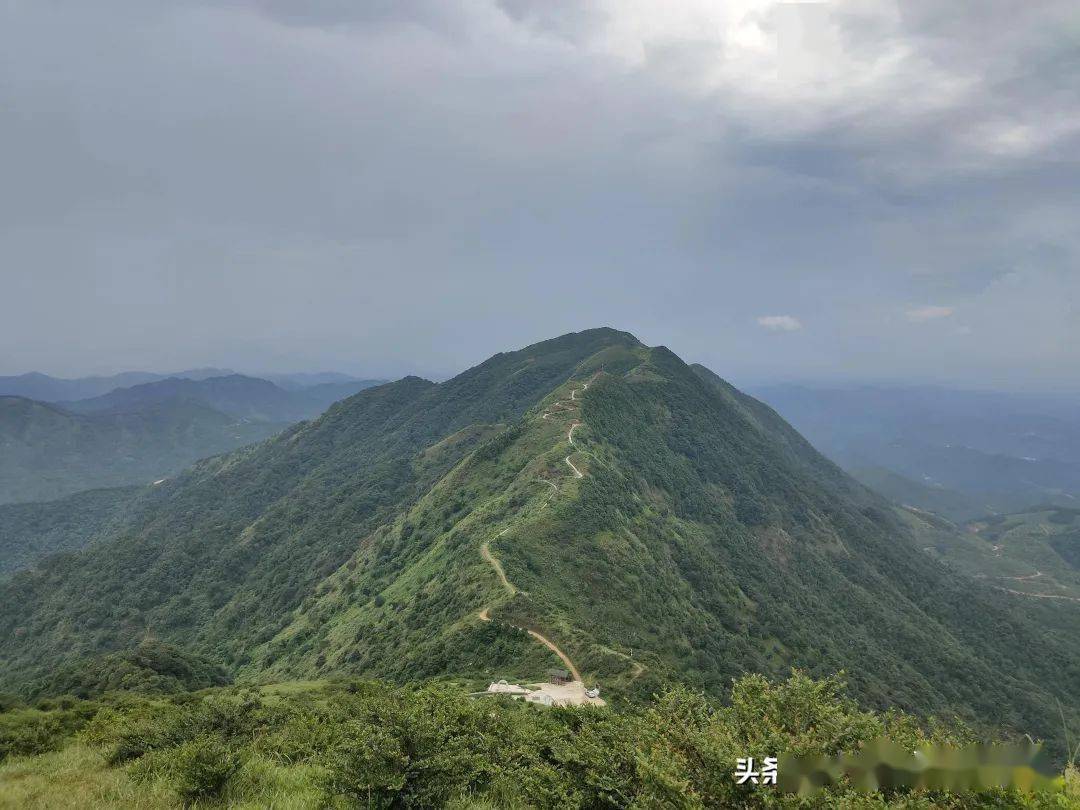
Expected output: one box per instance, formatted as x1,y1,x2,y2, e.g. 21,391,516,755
541,381,588,422
564,455,584,479
987,569,1079,601
526,629,581,681
562,387,587,477
535,477,559,510
993,587,1080,602
475,376,647,685
480,530,516,595
983,566,1080,601
477,539,581,680
996,570,1044,582
475,380,596,682
594,643,645,680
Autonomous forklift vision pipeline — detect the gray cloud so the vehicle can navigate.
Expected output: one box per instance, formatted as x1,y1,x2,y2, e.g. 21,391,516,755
757,316,803,332
905,306,954,323
1,0,1077,390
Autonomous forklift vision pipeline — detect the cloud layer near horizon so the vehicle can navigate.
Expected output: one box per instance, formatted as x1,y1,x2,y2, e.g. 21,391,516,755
1,0,1077,389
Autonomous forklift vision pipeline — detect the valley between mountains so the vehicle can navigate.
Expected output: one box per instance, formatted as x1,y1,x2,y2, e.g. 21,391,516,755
1,329,1078,754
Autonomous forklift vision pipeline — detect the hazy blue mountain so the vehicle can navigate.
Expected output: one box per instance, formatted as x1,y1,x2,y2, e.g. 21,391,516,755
63,375,386,423
291,379,388,412
264,372,377,390
0,375,385,506
0,368,234,402
848,467,999,523
64,375,306,422
754,384,1080,518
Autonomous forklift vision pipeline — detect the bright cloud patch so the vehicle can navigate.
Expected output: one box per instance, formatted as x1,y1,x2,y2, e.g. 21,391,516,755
906,306,955,323
756,315,802,332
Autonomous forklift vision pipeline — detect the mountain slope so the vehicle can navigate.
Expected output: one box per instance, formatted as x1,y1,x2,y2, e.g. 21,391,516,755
0,396,282,504
1,329,1077,753
0,486,141,577
848,466,993,523
905,504,1080,601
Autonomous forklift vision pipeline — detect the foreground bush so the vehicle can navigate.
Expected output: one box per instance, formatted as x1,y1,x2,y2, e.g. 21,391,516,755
1,673,1075,808
129,733,244,805
0,700,100,761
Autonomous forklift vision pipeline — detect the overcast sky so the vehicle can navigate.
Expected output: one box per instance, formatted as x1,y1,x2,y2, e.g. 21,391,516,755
2,0,1078,390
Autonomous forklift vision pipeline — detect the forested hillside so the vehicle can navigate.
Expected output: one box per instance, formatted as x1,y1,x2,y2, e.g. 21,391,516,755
1,329,1077,760
0,487,139,576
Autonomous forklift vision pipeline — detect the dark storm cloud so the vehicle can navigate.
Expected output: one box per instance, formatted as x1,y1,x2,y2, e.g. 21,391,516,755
1,0,1077,389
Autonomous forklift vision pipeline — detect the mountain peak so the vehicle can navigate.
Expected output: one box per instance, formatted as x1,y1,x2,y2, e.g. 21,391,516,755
521,326,643,353
3,330,1079,755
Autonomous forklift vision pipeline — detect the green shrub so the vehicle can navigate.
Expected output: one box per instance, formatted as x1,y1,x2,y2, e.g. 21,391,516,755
128,733,244,805
0,713,63,760
321,723,410,807
258,705,343,765
0,703,100,761
168,734,244,805
84,704,188,765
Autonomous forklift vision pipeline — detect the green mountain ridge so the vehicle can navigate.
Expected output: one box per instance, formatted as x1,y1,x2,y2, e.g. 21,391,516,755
2,328,1078,756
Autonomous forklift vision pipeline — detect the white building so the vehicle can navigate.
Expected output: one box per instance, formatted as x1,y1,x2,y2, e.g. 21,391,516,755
486,679,531,695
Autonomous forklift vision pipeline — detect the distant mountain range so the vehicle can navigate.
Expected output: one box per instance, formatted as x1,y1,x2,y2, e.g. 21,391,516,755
754,384,1080,521
0,368,383,402
0,374,385,505
263,372,368,391
61,374,385,424
0,368,236,401
2,328,1076,755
